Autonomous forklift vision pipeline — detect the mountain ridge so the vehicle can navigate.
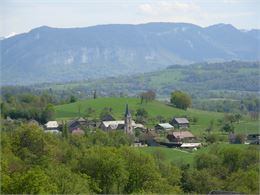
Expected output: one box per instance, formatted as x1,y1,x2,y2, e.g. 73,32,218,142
2,22,259,85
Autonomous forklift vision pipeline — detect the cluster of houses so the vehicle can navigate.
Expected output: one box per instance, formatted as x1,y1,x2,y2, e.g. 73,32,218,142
43,104,204,149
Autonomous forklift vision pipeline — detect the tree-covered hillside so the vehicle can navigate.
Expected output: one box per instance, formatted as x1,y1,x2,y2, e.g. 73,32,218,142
1,123,259,194
29,61,259,113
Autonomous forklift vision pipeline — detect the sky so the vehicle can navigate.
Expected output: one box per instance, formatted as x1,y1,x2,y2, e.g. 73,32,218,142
1,0,259,37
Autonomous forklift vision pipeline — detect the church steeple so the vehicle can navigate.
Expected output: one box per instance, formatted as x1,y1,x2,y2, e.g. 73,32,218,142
124,104,133,134
125,103,131,117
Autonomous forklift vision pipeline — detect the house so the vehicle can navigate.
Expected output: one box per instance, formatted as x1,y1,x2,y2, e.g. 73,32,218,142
246,134,260,145
171,118,189,129
155,123,174,131
68,117,86,132
44,121,59,132
100,120,125,131
167,131,195,142
68,117,97,133
180,143,201,149
100,120,144,131
102,114,115,121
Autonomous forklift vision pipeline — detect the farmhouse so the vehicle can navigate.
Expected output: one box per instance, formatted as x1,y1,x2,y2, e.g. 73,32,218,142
155,123,174,131
68,117,94,132
99,104,144,134
171,118,189,129
167,131,195,142
180,143,201,149
101,114,116,121
100,120,125,131
44,121,60,133
100,120,144,131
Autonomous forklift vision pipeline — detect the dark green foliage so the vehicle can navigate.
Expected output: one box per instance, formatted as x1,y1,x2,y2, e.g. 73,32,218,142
99,107,114,120
221,123,235,133
42,104,55,122
1,122,258,194
0,93,56,123
93,90,97,99
171,90,192,110
62,121,69,139
135,108,149,123
69,95,77,103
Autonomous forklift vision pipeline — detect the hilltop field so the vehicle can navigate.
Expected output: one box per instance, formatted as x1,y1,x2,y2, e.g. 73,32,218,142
55,97,259,136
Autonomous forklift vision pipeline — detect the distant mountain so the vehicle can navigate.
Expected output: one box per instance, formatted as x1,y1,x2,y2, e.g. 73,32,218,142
1,22,259,85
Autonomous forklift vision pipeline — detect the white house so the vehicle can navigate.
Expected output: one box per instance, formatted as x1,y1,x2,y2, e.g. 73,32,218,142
44,121,59,132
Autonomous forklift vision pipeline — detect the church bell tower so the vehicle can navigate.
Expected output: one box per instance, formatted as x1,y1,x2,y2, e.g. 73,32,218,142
124,104,133,134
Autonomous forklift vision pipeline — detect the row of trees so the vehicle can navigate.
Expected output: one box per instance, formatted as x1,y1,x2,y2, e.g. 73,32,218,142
1,93,55,123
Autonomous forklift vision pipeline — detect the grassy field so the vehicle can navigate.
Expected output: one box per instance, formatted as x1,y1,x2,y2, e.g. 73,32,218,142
55,97,259,135
140,144,257,166
140,146,194,165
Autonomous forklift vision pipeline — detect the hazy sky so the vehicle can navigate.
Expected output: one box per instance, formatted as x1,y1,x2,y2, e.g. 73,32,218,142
1,0,259,37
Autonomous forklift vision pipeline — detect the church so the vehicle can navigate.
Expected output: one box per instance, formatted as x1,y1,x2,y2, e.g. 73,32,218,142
99,104,144,134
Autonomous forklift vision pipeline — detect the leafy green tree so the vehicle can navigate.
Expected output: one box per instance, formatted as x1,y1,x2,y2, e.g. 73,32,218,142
234,113,242,123
12,124,46,163
78,147,128,194
225,168,259,194
93,90,97,99
69,95,77,103
120,147,168,193
205,119,214,134
46,165,93,194
221,122,234,134
135,108,148,123
42,104,55,122
182,169,222,194
170,91,192,110
62,121,69,139
9,167,58,194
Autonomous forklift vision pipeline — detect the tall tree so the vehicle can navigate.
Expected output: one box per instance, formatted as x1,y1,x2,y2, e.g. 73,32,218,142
62,121,69,139
42,104,55,122
170,91,192,110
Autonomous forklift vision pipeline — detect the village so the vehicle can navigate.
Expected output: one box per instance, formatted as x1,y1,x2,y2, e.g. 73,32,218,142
43,104,200,149
41,104,259,150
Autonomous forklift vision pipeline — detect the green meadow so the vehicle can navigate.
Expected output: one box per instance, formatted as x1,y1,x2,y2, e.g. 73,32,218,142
139,144,258,166
55,97,259,135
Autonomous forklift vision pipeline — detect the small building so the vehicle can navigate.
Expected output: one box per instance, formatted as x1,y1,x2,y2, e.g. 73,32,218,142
100,120,125,131
171,118,189,129
68,117,96,133
44,121,59,132
155,123,174,131
167,131,195,142
180,143,201,149
68,117,86,132
246,134,260,145
102,114,116,121
100,120,144,131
